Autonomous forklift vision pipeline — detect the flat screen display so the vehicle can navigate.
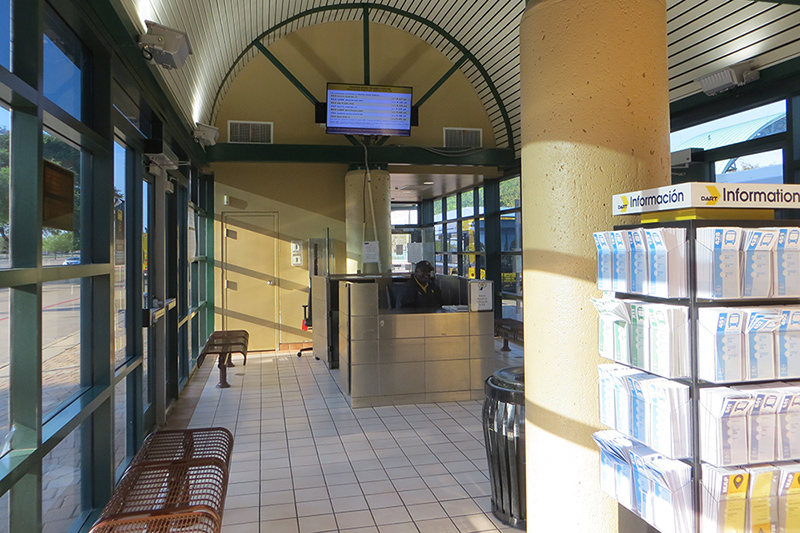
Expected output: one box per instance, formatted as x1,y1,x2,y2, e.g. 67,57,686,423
326,83,412,136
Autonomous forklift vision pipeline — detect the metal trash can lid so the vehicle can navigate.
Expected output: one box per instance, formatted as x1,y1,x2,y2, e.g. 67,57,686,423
485,366,524,404
492,367,524,390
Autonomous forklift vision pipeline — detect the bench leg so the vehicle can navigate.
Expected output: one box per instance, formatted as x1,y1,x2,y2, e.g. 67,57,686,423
501,338,511,352
217,353,231,388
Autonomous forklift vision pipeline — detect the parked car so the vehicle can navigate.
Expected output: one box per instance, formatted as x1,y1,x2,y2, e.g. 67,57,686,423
62,256,80,265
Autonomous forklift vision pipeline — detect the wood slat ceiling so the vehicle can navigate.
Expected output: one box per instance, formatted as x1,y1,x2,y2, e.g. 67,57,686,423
114,0,800,155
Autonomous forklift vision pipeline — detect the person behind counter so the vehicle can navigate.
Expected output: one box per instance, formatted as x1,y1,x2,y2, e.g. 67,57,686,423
396,260,443,309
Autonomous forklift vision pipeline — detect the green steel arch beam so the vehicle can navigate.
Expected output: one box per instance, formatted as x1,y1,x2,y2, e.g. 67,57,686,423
210,2,515,152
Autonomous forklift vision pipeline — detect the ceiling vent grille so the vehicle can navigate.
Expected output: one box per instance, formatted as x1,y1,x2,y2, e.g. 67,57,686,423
444,127,482,148
228,120,273,144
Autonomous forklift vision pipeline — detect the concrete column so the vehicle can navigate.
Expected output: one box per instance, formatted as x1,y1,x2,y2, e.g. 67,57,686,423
345,168,391,274
520,1,670,532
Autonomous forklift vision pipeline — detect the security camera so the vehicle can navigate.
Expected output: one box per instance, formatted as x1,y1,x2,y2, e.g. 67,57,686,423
193,123,219,147
139,20,193,69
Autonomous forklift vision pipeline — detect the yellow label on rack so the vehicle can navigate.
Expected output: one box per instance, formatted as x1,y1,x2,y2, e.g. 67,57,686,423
640,207,775,223
724,499,747,531
750,473,776,533
749,499,773,533
752,472,774,499
784,494,800,531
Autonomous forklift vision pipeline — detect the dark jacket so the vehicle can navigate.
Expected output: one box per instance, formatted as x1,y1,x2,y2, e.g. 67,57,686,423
395,277,443,309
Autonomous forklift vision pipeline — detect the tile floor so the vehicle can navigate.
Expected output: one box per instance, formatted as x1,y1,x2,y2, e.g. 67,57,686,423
172,344,523,533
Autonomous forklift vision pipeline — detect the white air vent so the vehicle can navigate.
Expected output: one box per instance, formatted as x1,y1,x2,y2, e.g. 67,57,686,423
444,127,482,148
228,120,273,144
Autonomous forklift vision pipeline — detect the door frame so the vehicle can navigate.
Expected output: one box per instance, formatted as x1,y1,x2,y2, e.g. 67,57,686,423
221,211,280,350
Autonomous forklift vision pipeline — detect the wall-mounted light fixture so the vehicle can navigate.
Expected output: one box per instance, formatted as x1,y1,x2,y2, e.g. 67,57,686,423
193,122,219,147
139,20,193,69
694,61,759,96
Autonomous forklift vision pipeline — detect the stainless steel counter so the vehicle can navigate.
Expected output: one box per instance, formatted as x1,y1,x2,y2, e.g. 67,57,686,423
338,280,497,408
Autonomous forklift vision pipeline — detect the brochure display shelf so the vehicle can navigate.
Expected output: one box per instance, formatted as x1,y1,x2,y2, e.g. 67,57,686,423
598,218,800,533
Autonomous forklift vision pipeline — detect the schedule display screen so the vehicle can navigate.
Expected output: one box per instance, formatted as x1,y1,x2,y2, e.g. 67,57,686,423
326,83,412,136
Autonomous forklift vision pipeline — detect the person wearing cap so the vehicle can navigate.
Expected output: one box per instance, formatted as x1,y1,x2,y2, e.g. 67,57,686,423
396,260,443,309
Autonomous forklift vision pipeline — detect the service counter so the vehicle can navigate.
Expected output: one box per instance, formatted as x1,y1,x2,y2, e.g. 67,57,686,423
337,278,498,408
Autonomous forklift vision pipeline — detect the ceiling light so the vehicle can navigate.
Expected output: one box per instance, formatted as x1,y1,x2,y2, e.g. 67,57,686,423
423,181,434,185
694,61,759,96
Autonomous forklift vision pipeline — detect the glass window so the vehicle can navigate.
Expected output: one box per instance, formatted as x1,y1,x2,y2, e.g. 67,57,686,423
434,254,444,275
501,212,522,252
391,204,418,225
446,196,457,220
670,100,786,152
715,149,783,184
391,233,411,272
502,298,522,321
42,424,85,533
142,181,151,405
42,132,82,266
447,254,458,276
0,0,9,71
464,254,485,280
501,255,522,296
461,191,474,218
500,177,520,210
114,143,127,367
114,379,127,473
43,15,86,121
0,288,8,453
475,218,485,252
462,220,475,252
0,107,7,269
42,278,82,418
478,187,484,215
446,221,458,253
434,224,443,253
433,200,442,223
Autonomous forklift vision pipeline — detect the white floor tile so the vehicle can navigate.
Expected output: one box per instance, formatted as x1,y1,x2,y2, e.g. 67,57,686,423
171,352,518,533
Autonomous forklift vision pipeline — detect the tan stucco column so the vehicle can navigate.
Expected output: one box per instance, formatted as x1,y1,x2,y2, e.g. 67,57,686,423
345,168,392,274
520,0,670,531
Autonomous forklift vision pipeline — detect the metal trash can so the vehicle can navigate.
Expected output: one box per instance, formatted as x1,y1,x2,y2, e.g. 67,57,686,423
483,366,526,530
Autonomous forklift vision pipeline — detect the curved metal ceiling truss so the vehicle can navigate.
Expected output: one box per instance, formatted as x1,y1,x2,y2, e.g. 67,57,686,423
209,2,522,152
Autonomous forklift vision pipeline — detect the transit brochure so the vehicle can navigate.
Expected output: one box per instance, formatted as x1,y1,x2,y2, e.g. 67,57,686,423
697,227,744,299
598,364,691,458
594,297,689,379
699,307,800,383
593,231,614,292
644,227,688,298
592,430,692,533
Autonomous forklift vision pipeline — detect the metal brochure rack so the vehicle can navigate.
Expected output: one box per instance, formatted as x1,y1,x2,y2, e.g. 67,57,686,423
606,218,800,533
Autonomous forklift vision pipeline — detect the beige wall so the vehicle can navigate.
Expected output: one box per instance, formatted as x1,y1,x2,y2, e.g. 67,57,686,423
214,21,495,147
213,162,347,345
212,21,495,346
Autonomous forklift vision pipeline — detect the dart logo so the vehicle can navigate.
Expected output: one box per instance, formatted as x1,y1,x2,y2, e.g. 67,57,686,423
702,185,720,205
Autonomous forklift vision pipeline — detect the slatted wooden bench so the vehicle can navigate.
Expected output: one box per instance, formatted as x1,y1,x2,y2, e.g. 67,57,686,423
89,427,234,533
198,330,249,388
495,319,523,352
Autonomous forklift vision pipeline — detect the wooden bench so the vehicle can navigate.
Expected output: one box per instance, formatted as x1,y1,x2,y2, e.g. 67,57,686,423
198,330,249,388
89,427,234,533
495,319,523,352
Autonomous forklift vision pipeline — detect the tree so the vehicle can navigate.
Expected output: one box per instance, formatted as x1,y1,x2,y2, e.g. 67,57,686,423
42,230,75,256
499,177,520,209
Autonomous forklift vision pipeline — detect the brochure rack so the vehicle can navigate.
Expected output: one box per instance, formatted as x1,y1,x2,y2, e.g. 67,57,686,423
599,218,800,533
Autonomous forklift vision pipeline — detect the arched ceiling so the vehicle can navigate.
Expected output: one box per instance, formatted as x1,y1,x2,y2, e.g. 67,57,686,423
113,0,800,154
